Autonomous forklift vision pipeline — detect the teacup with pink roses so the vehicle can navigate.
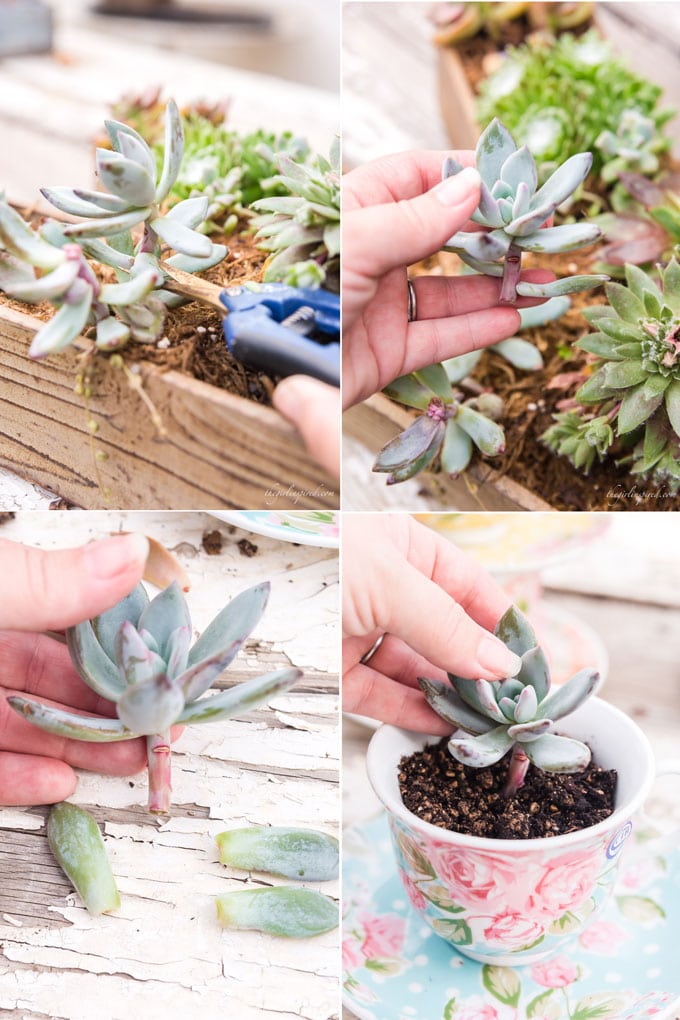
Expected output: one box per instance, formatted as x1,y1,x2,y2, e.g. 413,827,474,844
367,606,669,966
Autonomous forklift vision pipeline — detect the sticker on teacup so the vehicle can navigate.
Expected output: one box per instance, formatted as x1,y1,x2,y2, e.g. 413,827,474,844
606,821,633,859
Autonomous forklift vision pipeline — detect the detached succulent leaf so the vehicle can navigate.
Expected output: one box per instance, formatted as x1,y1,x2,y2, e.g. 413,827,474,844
216,887,338,938
216,827,339,881
48,803,120,916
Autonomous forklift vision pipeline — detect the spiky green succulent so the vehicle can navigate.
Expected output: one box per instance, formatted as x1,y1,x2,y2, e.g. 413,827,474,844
542,258,680,489
0,100,227,358
442,118,607,303
477,30,673,189
419,605,599,795
7,580,300,813
374,362,505,484
252,140,340,293
542,410,614,474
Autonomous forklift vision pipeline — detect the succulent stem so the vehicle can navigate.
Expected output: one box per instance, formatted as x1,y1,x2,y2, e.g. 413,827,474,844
504,744,530,797
499,243,522,304
147,731,172,813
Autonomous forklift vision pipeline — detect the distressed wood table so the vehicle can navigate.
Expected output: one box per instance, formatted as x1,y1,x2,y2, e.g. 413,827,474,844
342,514,680,1019
0,511,339,1020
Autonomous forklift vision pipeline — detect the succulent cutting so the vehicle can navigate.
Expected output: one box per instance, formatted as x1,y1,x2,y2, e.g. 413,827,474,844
419,605,599,796
373,362,506,484
8,580,300,813
252,140,340,292
543,258,680,491
476,30,673,189
0,99,227,358
48,802,120,916
441,118,608,303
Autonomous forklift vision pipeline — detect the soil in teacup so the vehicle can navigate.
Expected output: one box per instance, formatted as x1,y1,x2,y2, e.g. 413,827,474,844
398,736,617,839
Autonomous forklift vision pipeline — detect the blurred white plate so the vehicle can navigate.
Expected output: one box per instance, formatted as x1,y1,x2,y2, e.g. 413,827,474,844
211,511,339,549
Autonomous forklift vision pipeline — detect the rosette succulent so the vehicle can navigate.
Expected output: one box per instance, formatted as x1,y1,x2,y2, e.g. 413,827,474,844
7,580,300,813
374,362,505,484
442,118,608,303
544,258,680,490
477,30,673,188
0,100,227,358
418,605,599,796
252,140,340,292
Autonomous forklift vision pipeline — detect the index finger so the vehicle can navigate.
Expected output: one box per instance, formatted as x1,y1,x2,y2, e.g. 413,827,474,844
343,149,476,210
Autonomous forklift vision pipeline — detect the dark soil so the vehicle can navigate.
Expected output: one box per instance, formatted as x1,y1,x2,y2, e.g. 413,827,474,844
201,529,223,555
398,736,617,840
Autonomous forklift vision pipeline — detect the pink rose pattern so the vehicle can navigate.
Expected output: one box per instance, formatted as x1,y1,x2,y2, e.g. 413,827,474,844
530,954,580,988
359,911,406,960
578,919,630,955
390,816,621,961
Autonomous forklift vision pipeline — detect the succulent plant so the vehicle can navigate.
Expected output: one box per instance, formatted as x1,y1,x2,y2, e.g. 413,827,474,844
430,2,593,46
477,30,673,189
419,605,599,796
252,140,340,293
542,258,680,489
0,100,228,358
596,109,670,187
594,172,680,274
542,409,615,474
374,362,505,484
7,580,300,813
441,118,608,303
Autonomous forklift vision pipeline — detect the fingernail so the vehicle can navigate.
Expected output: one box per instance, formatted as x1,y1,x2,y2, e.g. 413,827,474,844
85,534,149,580
435,166,481,206
273,376,314,418
478,637,522,679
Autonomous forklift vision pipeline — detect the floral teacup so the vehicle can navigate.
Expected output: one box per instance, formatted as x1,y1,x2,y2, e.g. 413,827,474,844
367,697,670,966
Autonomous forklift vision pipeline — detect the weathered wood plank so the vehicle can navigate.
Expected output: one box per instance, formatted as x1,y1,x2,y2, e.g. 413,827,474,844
0,307,338,510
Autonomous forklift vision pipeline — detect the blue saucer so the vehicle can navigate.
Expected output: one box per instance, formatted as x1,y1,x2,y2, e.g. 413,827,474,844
343,814,680,1020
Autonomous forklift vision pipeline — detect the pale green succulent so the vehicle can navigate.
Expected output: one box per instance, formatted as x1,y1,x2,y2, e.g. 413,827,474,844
252,139,340,292
442,118,608,303
596,109,669,186
542,410,615,474
0,100,227,358
374,362,505,484
419,605,599,796
8,580,300,813
544,258,680,488
477,30,673,189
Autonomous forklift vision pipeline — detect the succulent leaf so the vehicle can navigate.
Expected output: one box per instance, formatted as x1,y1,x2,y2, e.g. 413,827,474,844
6,696,137,741
516,275,608,298
383,374,436,411
494,605,537,657
48,803,120,916
40,187,129,219
538,667,600,721
373,415,446,473
136,581,191,663
440,418,473,475
95,149,156,207
178,667,301,724
7,260,80,303
417,677,494,734
491,337,543,371
517,646,551,701
456,405,505,455
150,216,213,258
448,726,515,767
413,363,454,403
114,620,165,687
523,732,591,772
215,887,338,938
186,581,270,672
116,674,185,733
90,582,150,663
29,293,92,359
216,827,339,881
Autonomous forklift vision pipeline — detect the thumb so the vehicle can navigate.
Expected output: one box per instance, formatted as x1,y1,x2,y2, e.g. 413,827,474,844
346,166,481,281
0,533,149,631
273,376,340,478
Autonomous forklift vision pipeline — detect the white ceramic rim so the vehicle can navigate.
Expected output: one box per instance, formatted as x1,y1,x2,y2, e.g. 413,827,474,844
209,511,340,549
367,697,656,853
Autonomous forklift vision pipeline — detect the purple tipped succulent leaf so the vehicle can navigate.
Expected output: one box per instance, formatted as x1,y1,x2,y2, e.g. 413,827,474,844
456,405,505,456
508,719,552,741
444,229,510,262
417,678,494,734
6,696,136,741
514,223,601,254
373,416,445,473
517,275,610,300
92,582,150,662
513,684,538,723
186,582,271,669
165,625,192,681
442,156,465,179
95,150,156,207
449,675,496,717
496,677,524,700
473,680,507,723
494,606,538,657
177,639,242,703
537,668,600,721
477,119,518,186
473,180,505,229
178,667,301,725
448,726,514,768
385,436,443,484
136,581,191,663
507,203,557,237
116,131,157,183
523,732,591,773
517,646,551,700
511,181,531,221
498,696,517,720
114,621,165,687
383,374,436,411
105,117,150,158
116,675,185,734
66,621,125,701
529,152,592,212
155,99,184,204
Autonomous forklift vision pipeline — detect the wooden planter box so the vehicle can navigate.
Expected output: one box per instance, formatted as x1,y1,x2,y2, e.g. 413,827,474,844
0,306,338,509
344,396,552,511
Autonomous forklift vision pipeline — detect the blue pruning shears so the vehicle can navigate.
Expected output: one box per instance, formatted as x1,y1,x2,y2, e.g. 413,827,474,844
220,282,340,388
163,267,340,387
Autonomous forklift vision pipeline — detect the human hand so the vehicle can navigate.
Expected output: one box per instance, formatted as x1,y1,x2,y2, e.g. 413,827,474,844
343,514,518,732
0,533,152,805
273,375,340,478
342,150,554,408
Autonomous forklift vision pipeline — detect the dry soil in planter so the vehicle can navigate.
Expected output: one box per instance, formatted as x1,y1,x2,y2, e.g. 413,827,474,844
398,736,617,840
